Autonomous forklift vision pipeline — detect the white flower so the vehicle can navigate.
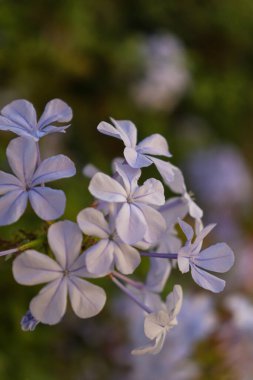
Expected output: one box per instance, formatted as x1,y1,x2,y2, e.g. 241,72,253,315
12,221,106,325
89,163,166,245
132,285,183,355
77,207,141,275
178,220,234,293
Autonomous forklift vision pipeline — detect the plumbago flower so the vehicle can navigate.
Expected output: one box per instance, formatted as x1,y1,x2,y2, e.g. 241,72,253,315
89,162,166,244
0,137,75,224
0,99,72,141
178,220,234,292
12,221,106,325
97,118,184,188
132,285,183,355
77,207,141,275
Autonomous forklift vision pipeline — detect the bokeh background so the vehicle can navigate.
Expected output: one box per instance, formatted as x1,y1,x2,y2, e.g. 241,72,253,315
0,1,253,379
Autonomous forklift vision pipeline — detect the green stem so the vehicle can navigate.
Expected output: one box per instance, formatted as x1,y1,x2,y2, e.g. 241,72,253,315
18,238,45,252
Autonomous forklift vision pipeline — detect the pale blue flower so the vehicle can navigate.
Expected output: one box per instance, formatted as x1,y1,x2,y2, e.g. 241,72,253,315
89,162,166,245
0,137,76,225
13,221,106,325
0,99,72,141
178,219,234,292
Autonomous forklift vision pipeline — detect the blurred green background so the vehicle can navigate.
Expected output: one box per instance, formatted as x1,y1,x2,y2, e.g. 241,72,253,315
0,1,253,379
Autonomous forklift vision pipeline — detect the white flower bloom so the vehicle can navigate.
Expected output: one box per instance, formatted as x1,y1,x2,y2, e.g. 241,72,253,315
132,285,183,355
12,221,106,325
178,220,234,293
89,163,166,245
77,207,141,275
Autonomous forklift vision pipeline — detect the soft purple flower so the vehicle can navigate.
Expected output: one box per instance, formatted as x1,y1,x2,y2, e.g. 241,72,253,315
0,99,72,141
0,137,75,225
97,119,185,186
132,285,183,355
77,207,141,275
13,221,106,325
89,163,166,245
178,220,234,293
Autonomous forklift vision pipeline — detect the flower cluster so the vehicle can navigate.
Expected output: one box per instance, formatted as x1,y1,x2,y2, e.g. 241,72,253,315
0,100,234,355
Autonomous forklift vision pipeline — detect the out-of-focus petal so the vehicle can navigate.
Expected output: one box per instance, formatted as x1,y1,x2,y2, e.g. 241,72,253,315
144,311,169,339
48,221,82,269
146,258,171,293
89,173,127,202
166,284,183,317
38,99,72,129
77,208,110,238
85,239,114,275
6,137,37,183
30,277,67,325
28,187,66,220
31,155,76,186
191,264,225,293
13,250,62,285
0,190,28,225
131,333,166,355
68,276,106,318
178,255,190,273
133,178,165,206
137,134,171,157
193,243,234,273
116,203,147,244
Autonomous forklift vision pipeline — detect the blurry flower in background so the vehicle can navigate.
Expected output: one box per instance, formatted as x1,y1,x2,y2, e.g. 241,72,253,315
113,292,217,380
185,144,253,243
131,34,191,111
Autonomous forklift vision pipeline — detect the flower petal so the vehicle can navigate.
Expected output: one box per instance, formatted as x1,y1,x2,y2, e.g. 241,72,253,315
190,264,225,293
146,258,172,293
0,190,28,225
166,284,183,317
48,220,82,269
97,121,122,140
28,187,66,220
124,147,152,168
144,311,169,339
193,243,234,273
68,276,106,318
110,119,137,147
113,242,141,274
1,99,37,132
116,203,147,244
137,134,171,157
38,99,72,129
131,333,166,355
149,156,175,183
137,204,166,244
89,172,127,202
31,155,76,186
0,171,23,194
115,162,141,194
77,208,110,238
30,277,67,325
85,239,114,275
133,178,165,206
178,219,194,241
13,250,62,285
7,137,38,184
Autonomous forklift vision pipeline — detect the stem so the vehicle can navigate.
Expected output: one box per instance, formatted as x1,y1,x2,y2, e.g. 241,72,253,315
140,252,178,259
110,275,152,314
112,271,144,290
18,238,44,252
0,248,19,257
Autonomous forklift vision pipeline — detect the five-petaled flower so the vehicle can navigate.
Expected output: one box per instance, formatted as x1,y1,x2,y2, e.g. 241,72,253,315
132,285,183,355
0,137,76,225
177,219,235,293
89,163,166,244
0,99,72,141
77,207,141,275
13,221,106,325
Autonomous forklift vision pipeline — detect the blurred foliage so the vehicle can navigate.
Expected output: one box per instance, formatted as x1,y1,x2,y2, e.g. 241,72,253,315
0,0,252,379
